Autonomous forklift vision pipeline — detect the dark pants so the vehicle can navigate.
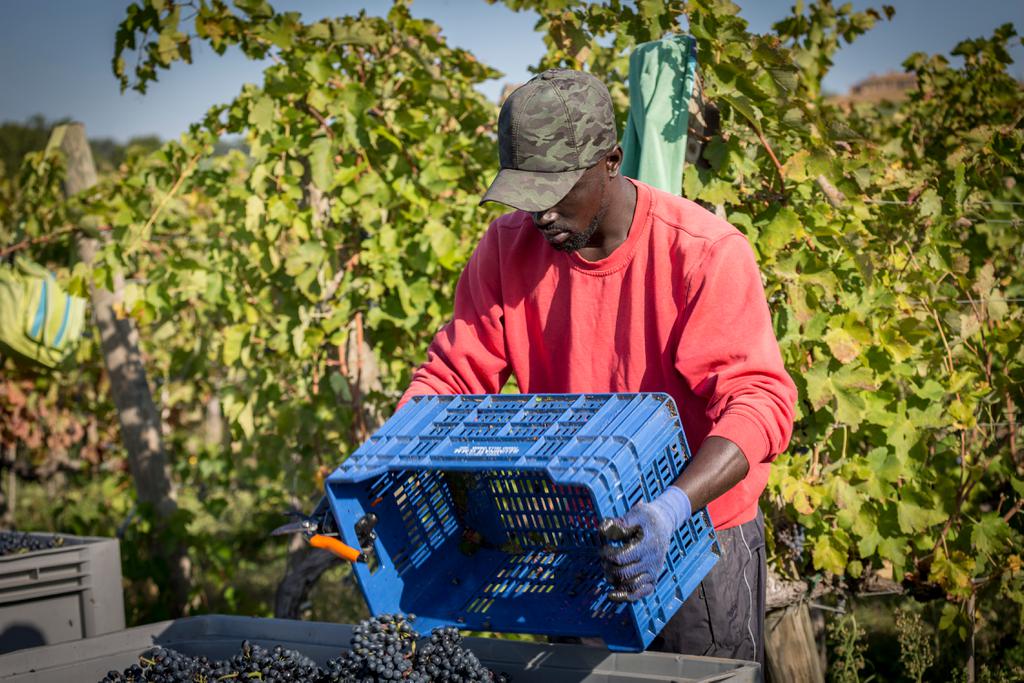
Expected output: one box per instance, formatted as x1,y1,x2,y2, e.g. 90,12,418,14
649,508,766,669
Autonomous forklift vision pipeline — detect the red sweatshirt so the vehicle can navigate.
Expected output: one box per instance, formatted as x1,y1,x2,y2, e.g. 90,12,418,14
399,179,796,530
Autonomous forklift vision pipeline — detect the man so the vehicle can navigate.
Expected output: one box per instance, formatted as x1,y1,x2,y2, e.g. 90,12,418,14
398,69,796,666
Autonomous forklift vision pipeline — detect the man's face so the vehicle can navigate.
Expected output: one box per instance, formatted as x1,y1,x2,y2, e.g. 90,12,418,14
531,160,610,253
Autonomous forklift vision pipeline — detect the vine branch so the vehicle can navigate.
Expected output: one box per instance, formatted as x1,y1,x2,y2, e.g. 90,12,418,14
1,224,113,258
139,152,202,241
756,128,785,193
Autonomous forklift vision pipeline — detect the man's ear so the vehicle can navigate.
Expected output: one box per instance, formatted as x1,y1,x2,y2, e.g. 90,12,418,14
605,145,624,177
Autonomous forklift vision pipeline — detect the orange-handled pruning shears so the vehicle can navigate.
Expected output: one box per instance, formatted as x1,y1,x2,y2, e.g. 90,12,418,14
308,533,362,562
271,498,376,564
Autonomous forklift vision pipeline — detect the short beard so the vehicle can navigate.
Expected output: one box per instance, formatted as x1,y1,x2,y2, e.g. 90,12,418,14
551,185,610,253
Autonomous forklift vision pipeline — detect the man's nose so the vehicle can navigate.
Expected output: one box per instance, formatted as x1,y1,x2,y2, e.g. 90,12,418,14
532,209,558,228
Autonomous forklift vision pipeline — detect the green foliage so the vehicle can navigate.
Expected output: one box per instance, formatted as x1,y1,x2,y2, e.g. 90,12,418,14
773,1,894,100
827,611,868,683
0,0,1021,665
976,663,1024,683
5,0,505,620
896,608,935,683
106,0,502,398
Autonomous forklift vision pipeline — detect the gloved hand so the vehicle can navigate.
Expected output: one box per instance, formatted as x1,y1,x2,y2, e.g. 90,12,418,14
599,486,692,602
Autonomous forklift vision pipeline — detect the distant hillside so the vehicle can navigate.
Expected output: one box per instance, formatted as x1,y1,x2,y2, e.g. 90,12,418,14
827,71,917,107
0,115,246,176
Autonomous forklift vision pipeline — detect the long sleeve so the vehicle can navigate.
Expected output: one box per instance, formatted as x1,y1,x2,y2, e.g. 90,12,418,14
398,225,511,410
389,182,791,529
675,233,796,465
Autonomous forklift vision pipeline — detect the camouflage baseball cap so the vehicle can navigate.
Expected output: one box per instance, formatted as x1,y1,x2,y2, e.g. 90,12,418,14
480,69,618,213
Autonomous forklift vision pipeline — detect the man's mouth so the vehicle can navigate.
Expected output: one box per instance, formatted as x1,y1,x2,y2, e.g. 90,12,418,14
540,227,571,241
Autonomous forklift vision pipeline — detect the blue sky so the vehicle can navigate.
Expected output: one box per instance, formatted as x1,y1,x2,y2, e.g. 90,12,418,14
1,0,1021,142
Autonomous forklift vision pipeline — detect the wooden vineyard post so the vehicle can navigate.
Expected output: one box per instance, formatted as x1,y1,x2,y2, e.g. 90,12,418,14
765,601,826,683
53,123,192,615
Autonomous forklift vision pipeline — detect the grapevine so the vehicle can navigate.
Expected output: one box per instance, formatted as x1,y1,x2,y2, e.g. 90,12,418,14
1,0,1020,670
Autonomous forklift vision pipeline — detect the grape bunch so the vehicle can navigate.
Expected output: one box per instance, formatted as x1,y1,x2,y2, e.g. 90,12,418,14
99,640,320,682
225,640,321,680
322,612,419,682
0,531,63,556
774,522,806,561
416,626,510,683
97,614,510,683
98,647,205,683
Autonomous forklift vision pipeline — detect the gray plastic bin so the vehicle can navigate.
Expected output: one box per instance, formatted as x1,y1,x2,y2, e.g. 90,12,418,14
0,614,759,682
0,534,125,654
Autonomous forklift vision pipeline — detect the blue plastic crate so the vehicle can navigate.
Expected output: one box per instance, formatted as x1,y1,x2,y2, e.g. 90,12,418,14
324,393,720,651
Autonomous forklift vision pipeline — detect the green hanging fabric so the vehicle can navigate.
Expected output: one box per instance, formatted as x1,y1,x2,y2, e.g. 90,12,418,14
0,259,88,369
620,35,707,195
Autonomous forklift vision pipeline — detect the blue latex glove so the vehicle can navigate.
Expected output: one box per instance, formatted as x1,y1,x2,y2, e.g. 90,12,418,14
600,486,692,602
